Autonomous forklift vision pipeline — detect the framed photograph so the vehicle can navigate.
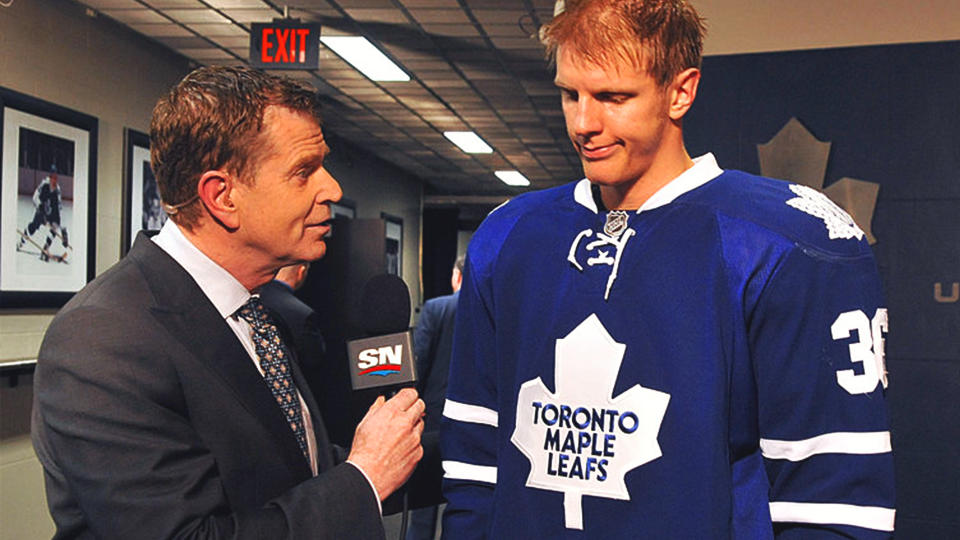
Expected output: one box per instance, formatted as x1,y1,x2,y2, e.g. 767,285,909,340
0,87,97,308
381,212,402,276
325,198,355,239
330,199,356,219
122,128,165,254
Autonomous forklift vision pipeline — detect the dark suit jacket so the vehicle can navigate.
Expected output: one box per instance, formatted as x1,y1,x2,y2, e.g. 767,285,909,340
413,291,458,432
31,234,384,539
259,280,327,396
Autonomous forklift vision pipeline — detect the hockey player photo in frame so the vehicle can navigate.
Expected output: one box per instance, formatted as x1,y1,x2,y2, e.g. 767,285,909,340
122,128,166,254
0,88,97,308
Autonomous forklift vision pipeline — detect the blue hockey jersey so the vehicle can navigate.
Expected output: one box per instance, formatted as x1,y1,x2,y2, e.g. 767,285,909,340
441,154,894,539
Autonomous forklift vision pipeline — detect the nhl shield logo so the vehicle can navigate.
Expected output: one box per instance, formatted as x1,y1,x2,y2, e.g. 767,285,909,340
603,211,629,238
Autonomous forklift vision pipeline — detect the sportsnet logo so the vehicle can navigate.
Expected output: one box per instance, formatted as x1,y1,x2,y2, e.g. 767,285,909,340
357,345,404,377
346,332,416,390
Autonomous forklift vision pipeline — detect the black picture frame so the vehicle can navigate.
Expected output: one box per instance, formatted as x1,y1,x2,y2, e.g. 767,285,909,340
121,128,164,255
0,87,98,309
330,198,356,220
381,212,403,276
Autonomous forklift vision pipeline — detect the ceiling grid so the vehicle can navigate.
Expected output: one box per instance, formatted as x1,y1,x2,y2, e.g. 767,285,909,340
76,0,584,196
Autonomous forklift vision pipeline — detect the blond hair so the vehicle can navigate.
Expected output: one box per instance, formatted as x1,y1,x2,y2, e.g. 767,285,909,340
541,0,706,87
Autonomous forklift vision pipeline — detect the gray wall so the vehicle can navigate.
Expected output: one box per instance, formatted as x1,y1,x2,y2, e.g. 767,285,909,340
1,2,190,538
0,1,422,538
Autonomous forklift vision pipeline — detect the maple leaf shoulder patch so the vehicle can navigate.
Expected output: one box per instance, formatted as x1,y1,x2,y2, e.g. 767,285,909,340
786,184,865,241
510,314,670,530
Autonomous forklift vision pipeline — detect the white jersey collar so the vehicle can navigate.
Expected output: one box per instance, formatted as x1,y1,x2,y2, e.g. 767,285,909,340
573,153,723,214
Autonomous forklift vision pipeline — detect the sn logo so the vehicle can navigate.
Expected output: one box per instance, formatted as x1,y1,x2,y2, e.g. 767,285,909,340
357,345,403,377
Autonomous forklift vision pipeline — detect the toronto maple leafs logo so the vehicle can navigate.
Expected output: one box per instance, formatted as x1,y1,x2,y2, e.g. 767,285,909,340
786,184,865,241
511,314,670,530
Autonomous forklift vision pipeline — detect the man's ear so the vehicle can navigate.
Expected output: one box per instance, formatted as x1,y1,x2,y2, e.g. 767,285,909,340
668,67,701,121
197,170,240,229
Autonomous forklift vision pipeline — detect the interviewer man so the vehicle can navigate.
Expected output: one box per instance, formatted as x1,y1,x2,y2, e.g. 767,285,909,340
32,66,424,539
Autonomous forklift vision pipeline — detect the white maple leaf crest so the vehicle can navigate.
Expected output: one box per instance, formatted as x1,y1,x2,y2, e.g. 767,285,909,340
511,314,670,530
786,184,865,241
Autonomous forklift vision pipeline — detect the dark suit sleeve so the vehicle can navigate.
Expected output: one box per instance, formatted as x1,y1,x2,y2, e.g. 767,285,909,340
31,305,383,540
414,300,440,393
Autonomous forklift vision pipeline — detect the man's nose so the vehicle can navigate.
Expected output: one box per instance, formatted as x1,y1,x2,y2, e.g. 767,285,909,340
571,97,602,141
316,168,343,204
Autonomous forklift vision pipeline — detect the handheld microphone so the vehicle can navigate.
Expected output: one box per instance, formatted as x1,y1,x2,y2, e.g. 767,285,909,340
346,274,417,391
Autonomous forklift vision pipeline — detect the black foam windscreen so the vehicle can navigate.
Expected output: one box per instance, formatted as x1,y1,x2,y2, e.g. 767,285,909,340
359,273,411,335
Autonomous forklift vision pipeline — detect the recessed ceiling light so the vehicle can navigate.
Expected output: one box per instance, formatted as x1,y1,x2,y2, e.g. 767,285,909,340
319,35,409,82
443,131,493,154
495,170,530,187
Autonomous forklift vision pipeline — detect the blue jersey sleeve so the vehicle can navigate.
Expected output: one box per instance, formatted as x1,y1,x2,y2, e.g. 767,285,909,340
439,199,534,539
749,241,895,539
440,251,500,539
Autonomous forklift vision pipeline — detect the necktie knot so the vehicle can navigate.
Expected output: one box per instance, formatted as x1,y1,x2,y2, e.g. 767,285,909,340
237,296,269,326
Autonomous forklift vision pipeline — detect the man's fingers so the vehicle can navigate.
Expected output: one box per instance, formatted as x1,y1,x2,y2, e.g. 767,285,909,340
412,398,426,417
384,387,419,410
365,395,386,415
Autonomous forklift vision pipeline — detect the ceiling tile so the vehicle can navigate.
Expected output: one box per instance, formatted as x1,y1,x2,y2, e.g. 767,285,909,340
147,0,206,7
491,37,542,49
408,9,471,24
344,8,410,24
220,9,282,23
176,47,236,60
207,0,272,7
211,36,250,48
186,23,247,37
131,23,193,37
336,0,396,8
471,9,528,24
82,0,142,8
163,9,231,24
155,36,210,49
398,0,460,7
101,9,169,25
418,23,480,37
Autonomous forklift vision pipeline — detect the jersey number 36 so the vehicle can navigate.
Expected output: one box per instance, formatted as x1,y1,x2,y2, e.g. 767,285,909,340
831,308,889,395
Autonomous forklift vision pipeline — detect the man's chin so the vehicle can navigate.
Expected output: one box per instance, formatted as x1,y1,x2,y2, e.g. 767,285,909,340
583,168,633,187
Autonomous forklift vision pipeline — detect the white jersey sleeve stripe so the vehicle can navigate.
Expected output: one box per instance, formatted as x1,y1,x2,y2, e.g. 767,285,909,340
760,431,891,461
769,502,895,532
443,460,497,484
443,399,499,427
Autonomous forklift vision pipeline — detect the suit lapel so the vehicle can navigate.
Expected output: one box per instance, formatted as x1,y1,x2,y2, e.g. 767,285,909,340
289,351,335,472
129,234,313,480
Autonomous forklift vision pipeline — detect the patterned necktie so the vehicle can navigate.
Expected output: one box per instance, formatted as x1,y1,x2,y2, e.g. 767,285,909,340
237,296,309,461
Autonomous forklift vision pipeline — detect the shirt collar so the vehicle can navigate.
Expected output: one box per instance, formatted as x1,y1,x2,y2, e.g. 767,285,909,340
573,153,723,214
152,220,251,319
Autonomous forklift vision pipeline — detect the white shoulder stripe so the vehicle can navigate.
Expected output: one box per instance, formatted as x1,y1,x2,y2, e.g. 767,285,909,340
443,399,499,427
443,460,497,484
760,431,891,461
770,502,895,532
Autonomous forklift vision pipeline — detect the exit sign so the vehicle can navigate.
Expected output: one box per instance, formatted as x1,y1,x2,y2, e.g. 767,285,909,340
249,21,321,70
